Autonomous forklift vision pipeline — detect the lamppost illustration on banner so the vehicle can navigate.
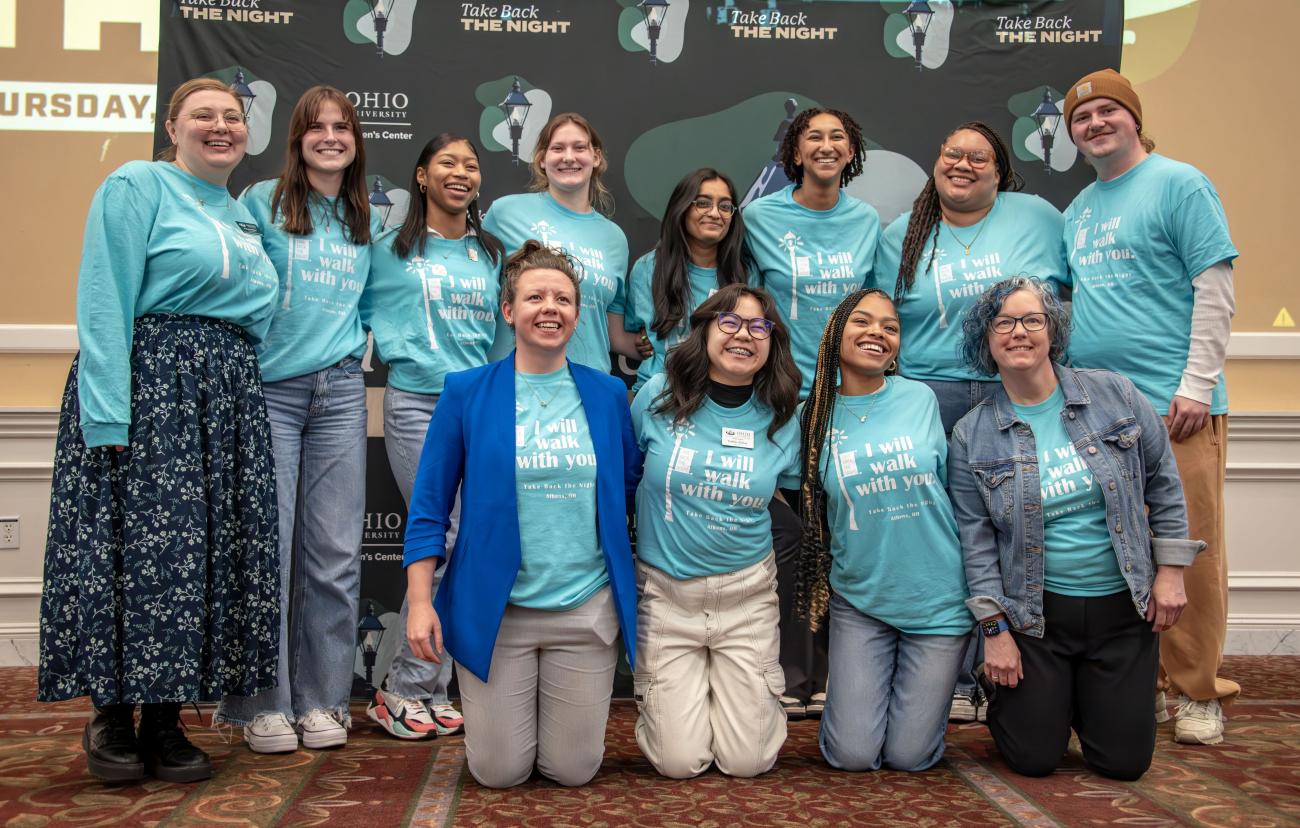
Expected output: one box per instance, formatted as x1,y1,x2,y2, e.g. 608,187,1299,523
206,65,274,156
345,0,416,57
1031,88,1063,173
903,0,935,70
499,77,533,165
888,0,952,71
369,180,394,225
357,603,387,695
368,0,390,55
1008,85,1077,174
367,175,408,230
639,0,670,64
620,0,687,64
479,76,552,170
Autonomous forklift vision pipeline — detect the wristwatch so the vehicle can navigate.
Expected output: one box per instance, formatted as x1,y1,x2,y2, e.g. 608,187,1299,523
980,617,1011,637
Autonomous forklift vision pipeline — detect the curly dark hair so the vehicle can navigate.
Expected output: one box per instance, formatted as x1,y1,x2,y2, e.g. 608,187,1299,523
894,121,1024,304
653,284,801,440
778,107,866,188
959,276,1070,376
794,287,897,631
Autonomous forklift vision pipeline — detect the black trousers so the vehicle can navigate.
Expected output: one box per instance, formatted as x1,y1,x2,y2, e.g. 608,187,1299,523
986,590,1159,781
771,494,827,700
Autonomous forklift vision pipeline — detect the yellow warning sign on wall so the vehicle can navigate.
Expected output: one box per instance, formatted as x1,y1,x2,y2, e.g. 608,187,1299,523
1275,307,1296,328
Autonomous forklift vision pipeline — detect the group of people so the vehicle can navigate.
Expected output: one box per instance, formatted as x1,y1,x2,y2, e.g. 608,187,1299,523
39,66,1239,790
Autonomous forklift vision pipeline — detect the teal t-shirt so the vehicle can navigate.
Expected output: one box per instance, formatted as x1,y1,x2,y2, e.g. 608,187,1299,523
75,161,279,448
361,229,502,396
818,377,971,634
743,184,880,398
511,366,608,609
1011,386,1127,597
1064,154,1238,415
871,192,1066,381
623,251,724,392
240,179,381,382
483,192,629,372
631,373,800,579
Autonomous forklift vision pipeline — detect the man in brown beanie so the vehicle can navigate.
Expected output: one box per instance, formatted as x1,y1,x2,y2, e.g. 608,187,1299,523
1060,68,1239,745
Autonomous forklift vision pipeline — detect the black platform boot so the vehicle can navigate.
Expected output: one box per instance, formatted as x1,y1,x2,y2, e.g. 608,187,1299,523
83,703,145,782
138,703,212,783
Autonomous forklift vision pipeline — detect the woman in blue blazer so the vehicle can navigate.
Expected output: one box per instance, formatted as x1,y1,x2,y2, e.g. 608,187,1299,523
402,239,642,789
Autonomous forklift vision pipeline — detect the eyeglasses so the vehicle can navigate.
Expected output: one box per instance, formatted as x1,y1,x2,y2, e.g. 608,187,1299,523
691,198,737,215
187,109,247,130
990,313,1048,334
940,145,992,169
714,311,773,339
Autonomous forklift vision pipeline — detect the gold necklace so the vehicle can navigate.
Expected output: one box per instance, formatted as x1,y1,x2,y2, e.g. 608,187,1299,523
519,373,561,408
837,384,885,423
944,218,988,256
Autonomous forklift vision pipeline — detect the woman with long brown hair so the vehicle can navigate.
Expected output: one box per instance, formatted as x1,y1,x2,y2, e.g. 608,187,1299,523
215,86,377,753
630,284,801,778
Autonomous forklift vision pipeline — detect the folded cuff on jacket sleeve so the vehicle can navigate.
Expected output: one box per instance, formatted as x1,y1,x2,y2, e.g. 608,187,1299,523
965,595,1009,622
1152,536,1206,568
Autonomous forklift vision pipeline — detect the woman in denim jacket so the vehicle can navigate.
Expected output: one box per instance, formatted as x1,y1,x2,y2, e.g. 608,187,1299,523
948,276,1203,781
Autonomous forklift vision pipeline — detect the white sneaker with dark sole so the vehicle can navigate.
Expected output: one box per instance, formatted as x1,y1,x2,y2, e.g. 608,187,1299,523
297,709,348,749
244,712,299,754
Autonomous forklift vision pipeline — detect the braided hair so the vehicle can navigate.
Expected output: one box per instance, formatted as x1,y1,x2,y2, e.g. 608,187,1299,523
894,121,1024,303
795,287,897,630
778,107,867,188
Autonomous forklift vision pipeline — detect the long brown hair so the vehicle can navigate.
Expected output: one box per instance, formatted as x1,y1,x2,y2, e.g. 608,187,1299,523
653,284,800,440
894,121,1023,302
796,288,898,630
528,112,614,217
270,86,371,245
392,134,504,264
157,77,239,162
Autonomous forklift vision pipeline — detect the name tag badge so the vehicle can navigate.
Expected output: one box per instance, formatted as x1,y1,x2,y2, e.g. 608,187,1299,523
838,450,859,478
515,425,527,447
235,221,261,235
467,246,478,263
721,427,754,449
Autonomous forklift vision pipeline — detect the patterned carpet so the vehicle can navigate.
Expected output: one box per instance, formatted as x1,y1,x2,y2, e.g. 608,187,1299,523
1,657,1296,827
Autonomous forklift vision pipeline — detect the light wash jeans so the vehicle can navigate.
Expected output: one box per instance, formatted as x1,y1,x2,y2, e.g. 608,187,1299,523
383,384,457,703
217,357,367,725
919,377,998,699
819,593,966,772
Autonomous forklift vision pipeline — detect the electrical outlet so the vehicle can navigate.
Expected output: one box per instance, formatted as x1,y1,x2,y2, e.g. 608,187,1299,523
0,517,18,549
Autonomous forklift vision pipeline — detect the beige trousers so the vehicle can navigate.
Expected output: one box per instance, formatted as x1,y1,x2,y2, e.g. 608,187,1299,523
1160,414,1241,704
633,554,787,779
457,587,620,788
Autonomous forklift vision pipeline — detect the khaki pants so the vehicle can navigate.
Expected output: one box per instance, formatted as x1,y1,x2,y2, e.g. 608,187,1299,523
633,555,787,779
1160,414,1240,704
457,587,620,788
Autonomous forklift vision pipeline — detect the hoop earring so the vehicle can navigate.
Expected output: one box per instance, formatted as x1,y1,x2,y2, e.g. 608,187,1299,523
419,183,427,194
889,360,897,373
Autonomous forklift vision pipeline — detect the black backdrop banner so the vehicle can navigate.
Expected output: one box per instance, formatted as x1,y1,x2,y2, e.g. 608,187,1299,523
155,0,1123,690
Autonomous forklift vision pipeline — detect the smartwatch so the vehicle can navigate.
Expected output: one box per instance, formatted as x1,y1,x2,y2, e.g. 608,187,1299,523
980,617,1010,637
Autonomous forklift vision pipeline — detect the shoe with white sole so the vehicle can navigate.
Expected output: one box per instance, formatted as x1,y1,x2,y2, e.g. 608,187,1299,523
1173,695,1225,745
367,688,439,740
297,709,347,749
949,691,979,723
429,703,464,736
244,712,298,754
805,692,826,718
1155,690,1171,723
779,696,805,720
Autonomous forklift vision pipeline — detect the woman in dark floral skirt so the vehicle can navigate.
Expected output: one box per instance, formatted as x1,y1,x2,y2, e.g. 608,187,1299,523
38,77,281,784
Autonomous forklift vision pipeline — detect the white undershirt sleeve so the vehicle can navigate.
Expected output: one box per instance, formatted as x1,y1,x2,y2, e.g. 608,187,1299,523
1175,260,1236,405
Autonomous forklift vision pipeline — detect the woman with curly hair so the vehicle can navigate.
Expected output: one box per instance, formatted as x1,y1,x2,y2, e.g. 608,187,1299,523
630,284,801,779
796,288,971,771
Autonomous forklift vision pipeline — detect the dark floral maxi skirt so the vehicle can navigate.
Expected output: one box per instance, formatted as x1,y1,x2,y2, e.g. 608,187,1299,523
38,314,280,705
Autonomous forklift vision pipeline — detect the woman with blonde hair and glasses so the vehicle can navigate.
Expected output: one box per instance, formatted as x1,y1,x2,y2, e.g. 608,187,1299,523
39,77,279,783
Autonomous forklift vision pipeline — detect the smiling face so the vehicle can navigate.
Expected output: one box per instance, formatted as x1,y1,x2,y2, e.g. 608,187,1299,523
1069,97,1142,163
165,88,247,184
706,294,771,386
683,177,734,250
300,100,356,181
794,112,852,188
502,268,579,358
839,292,900,383
934,128,1000,216
417,139,480,218
988,289,1052,376
540,122,598,200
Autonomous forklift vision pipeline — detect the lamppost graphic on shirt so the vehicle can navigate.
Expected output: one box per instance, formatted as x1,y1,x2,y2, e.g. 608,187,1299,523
530,220,557,249
409,258,442,350
828,426,858,531
662,421,697,524
781,230,806,320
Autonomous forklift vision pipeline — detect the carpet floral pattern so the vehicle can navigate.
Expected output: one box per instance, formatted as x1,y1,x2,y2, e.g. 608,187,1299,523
0,657,1295,827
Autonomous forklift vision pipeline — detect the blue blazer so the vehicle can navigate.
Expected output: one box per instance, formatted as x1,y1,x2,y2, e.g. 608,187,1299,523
403,353,643,682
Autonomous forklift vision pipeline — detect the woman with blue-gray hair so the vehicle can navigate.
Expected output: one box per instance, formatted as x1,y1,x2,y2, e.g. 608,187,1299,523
948,276,1202,781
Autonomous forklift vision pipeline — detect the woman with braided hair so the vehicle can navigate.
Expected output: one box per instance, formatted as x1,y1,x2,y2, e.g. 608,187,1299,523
871,121,1065,722
796,288,971,772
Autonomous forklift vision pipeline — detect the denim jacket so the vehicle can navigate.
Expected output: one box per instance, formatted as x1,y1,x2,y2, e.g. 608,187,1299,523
948,365,1204,636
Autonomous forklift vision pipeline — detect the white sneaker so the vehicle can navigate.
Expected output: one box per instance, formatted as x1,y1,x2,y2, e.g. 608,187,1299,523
949,691,979,723
297,709,348,749
1155,690,1171,723
367,688,438,740
1173,695,1225,745
244,712,299,754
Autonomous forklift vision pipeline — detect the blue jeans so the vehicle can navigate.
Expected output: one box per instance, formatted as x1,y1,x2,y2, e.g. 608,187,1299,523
217,357,367,725
918,378,997,697
383,385,456,703
819,593,966,772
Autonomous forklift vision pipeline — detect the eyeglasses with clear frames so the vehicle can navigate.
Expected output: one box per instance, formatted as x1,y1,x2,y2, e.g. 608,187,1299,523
188,109,247,131
990,313,1047,334
691,198,737,215
714,311,773,339
940,145,992,169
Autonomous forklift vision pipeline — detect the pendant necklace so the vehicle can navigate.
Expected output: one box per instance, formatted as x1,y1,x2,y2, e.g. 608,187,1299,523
520,374,560,408
838,381,886,423
944,219,987,256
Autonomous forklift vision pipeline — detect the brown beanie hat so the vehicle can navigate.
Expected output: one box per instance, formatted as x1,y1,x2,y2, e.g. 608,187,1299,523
1062,68,1142,137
